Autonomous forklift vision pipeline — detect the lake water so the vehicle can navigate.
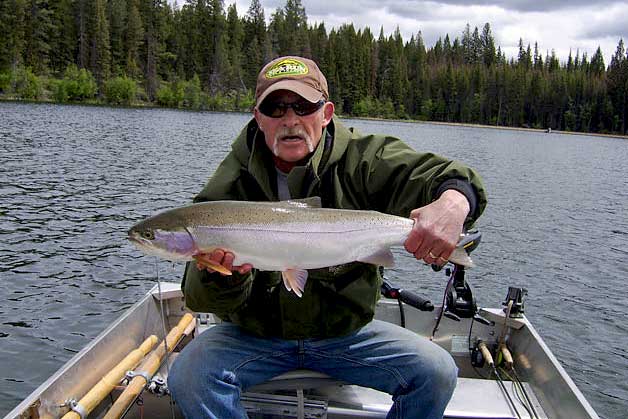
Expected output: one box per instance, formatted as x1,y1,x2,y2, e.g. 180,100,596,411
1,102,627,418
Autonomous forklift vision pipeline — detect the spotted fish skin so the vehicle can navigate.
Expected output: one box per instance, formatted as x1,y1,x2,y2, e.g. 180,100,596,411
128,200,473,297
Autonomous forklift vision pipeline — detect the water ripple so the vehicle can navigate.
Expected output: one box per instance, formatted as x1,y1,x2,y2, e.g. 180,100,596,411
1,103,627,418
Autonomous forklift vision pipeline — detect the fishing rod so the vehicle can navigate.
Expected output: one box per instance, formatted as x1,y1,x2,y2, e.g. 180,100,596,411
469,287,540,419
497,343,540,419
478,341,522,419
498,361,540,419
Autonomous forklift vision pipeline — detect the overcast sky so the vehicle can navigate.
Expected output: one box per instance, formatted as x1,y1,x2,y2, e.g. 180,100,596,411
222,0,628,65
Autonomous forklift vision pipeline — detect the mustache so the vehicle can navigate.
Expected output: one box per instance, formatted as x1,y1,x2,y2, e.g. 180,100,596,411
275,127,310,141
272,127,315,155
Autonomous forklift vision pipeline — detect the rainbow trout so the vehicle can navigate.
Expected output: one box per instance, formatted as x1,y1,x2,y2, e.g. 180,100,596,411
128,199,473,297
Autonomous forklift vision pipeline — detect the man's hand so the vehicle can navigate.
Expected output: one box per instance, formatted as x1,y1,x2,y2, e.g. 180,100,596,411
404,189,470,266
193,249,253,276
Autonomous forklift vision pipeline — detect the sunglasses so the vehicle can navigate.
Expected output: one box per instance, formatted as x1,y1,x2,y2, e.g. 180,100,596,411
259,99,326,118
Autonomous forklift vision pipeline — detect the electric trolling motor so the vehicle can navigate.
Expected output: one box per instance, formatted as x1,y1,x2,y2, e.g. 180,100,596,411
439,231,490,325
381,279,434,312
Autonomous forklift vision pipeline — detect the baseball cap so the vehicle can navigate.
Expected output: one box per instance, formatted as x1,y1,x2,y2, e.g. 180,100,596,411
255,56,329,106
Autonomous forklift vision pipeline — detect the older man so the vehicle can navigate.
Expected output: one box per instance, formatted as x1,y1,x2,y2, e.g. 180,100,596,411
168,56,487,419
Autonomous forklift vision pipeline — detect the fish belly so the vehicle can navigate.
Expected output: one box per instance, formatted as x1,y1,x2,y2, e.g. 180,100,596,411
191,221,411,271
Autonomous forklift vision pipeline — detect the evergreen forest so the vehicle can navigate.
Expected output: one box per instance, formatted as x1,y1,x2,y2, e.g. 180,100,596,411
1,0,627,135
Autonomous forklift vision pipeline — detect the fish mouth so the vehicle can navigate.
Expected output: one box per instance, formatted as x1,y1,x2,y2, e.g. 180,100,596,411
127,231,143,244
127,231,153,249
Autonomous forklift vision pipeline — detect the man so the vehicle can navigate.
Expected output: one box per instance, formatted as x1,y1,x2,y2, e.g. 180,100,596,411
168,56,487,419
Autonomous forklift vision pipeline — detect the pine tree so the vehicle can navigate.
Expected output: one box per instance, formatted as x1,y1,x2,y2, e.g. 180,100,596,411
89,0,111,86
76,0,88,69
284,0,308,55
108,0,126,75
139,0,161,100
226,3,245,91
243,0,268,88
125,0,144,78
23,0,54,74
461,24,472,64
0,0,27,72
607,39,627,133
480,23,495,67
208,0,229,94
49,0,77,74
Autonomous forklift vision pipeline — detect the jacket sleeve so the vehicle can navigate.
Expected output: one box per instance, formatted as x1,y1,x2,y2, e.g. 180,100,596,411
181,262,255,316
349,135,487,225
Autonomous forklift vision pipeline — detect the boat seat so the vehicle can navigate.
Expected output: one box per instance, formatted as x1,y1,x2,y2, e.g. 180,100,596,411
245,369,391,418
248,369,344,391
245,370,542,419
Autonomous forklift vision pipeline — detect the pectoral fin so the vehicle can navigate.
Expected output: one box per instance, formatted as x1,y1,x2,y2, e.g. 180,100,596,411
358,248,395,267
193,254,233,275
282,269,308,298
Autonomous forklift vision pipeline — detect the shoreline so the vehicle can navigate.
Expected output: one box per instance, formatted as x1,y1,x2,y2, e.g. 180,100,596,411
347,115,628,140
2,98,626,140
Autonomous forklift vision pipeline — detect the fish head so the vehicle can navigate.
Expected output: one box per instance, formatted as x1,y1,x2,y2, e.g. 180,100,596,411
128,210,198,262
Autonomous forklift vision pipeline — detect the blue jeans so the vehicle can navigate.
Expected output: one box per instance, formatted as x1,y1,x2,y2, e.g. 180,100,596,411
168,319,457,419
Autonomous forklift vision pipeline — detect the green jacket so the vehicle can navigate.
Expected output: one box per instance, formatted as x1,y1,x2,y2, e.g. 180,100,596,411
181,117,487,339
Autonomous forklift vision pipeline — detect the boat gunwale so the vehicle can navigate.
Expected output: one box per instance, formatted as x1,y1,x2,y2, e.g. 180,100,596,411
4,288,158,419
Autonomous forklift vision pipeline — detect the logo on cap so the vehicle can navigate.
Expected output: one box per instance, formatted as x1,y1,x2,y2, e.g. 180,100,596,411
265,58,309,79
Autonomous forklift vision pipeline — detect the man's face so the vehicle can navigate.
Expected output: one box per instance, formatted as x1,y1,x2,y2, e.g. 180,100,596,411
254,90,334,164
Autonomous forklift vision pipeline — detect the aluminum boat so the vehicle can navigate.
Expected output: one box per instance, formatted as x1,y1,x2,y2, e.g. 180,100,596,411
5,263,600,419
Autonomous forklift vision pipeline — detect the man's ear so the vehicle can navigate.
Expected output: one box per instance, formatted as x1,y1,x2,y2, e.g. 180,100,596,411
321,101,335,128
253,107,264,132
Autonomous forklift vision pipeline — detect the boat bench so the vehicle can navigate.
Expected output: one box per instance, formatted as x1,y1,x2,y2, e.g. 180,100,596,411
242,368,544,419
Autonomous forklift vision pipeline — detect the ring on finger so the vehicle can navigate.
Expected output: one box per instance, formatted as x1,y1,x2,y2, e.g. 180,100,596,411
437,256,448,263
428,251,438,259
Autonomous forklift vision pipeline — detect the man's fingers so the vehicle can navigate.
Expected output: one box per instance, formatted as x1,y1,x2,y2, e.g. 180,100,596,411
222,252,235,272
413,237,455,265
209,249,225,263
404,229,423,254
193,250,254,276
414,241,431,262
236,264,253,274
193,253,231,275
193,250,231,275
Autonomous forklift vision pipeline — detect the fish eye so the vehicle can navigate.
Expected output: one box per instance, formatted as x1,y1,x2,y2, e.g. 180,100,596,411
141,230,155,240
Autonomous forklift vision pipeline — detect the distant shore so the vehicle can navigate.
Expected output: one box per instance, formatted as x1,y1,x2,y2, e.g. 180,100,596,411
347,115,628,140
3,97,626,141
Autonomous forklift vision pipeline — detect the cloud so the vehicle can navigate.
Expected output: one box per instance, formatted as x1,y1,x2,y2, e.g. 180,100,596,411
579,4,628,41
230,0,626,62
422,0,619,12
